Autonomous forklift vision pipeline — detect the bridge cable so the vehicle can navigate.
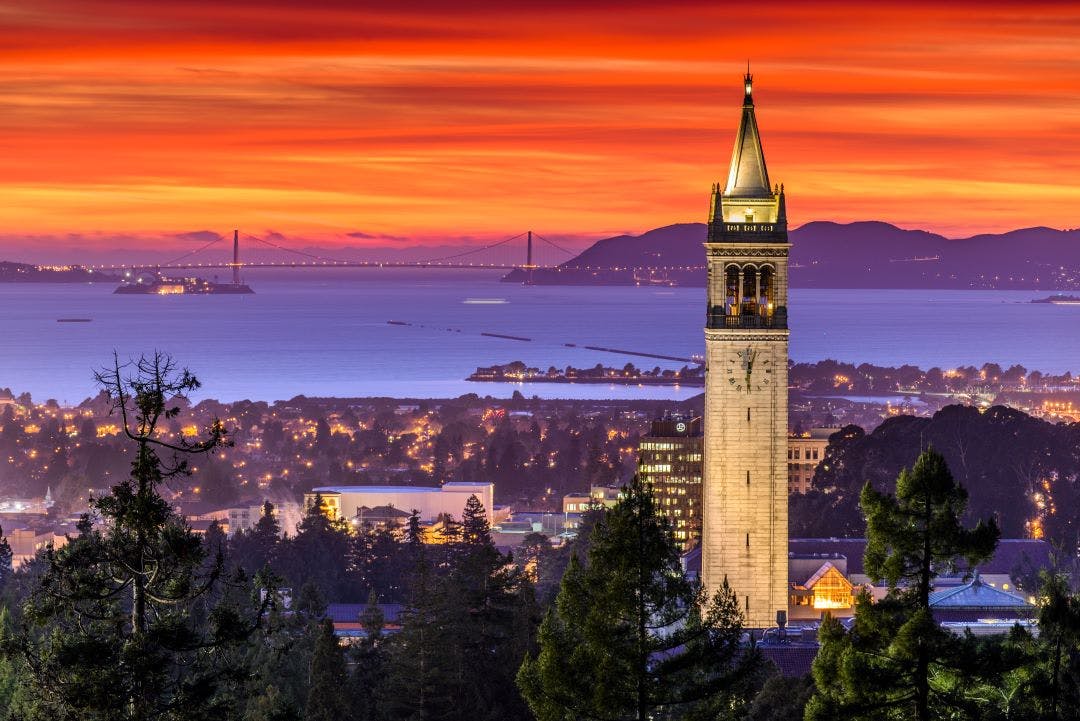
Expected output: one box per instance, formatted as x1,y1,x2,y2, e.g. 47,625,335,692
414,231,528,264
159,235,223,267
240,232,350,264
530,233,578,257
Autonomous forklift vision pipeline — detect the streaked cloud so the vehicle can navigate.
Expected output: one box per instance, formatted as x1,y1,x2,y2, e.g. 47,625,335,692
0,0,1076,255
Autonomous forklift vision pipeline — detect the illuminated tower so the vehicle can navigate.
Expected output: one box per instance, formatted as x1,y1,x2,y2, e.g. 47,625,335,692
701,70,789,628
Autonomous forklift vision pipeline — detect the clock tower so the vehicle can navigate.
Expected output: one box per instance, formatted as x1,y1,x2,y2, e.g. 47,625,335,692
701,70,789,629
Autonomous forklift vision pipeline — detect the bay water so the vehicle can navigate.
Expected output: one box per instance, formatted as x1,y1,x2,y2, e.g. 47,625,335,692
1,269,1076,403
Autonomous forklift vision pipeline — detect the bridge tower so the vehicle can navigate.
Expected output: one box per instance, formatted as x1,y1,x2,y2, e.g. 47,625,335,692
701,70,790,629
232,229,241,285
525,230,534,285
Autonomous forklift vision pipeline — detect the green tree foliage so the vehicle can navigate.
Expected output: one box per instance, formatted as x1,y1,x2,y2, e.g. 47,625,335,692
792,406,1080,548
807,448,1001,721
2,352,266,721
379,532,455,720
242,591,323,721
284,494,353,602
518,474,764,721
1029,572,1080,718
349,592,389,721
304,619,351,721
383,494,537,721
743,674,814,721
231,501,283,578
0,526,12,592
0,608,20,718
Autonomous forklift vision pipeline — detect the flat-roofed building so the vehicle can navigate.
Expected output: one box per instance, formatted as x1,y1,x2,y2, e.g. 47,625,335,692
306,482,495,525
638,415,703,550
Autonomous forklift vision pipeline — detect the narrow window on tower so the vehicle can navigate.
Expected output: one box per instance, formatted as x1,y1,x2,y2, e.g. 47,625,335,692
747,408,751,423
745,532,750,548
745,596,750,614
746,470,750,485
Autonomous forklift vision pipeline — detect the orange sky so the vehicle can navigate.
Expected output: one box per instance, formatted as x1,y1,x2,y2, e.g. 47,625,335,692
1,0,1079,253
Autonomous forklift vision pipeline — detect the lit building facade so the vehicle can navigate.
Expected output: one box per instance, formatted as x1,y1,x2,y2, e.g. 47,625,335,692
787,428,835,494
702,71,790,628
638,416,703,550
306,482,495,525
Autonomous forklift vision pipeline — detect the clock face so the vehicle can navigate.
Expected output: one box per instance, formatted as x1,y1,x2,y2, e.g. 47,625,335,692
675,422,686,433
726,346,772,393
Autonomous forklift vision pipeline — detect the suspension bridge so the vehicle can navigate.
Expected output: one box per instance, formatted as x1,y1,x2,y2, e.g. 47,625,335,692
87,230,582,276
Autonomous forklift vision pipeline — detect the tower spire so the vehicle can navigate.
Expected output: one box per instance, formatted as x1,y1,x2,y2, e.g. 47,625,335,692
724,69,771,198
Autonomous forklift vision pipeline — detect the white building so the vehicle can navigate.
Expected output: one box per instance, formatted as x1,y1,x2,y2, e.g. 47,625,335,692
306,482,495,524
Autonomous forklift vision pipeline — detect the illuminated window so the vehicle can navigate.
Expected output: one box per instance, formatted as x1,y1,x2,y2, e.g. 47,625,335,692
809,566,854,610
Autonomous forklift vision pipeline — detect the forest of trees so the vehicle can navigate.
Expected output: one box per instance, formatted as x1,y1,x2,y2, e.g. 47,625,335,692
792,405,1080,555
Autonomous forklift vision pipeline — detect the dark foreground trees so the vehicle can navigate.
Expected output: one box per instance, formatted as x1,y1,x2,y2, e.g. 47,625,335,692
807,448,1000,721
518,473,767,721
1,353,267,721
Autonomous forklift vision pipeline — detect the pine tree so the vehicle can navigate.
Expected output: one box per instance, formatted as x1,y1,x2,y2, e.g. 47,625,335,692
350,591,389,721
285,494,353,602
1034,571,1080,718
0,526,12,592
380,540,456,721
518,473,762,721
2,353,267,721
461,494,491,546
404,509,425,546
807,448,1001,721
304,619,351,721
232,501,283,577
383,495,536,721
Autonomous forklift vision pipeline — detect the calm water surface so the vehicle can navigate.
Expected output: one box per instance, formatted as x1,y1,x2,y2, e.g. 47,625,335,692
0,270,1076,403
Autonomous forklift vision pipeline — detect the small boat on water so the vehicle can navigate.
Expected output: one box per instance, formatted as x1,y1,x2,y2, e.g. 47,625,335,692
57,318,92,323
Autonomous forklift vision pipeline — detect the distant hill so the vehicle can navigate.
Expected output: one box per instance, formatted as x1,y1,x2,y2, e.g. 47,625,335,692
504,221,1080,289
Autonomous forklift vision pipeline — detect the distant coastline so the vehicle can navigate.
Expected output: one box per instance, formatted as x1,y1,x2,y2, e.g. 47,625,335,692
0,261,117,283
468,360,705,387
504,221,1080,290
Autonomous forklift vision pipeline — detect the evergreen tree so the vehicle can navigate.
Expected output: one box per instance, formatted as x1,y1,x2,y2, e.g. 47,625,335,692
0,526,13,592
0,608,21,719
303,619,351,721
242,593,321,721
2,353,266,721
461,494,491,546
231,501,283,577
403,509,425,546
518,473,763,721
349,591,389,721
1032,571,1080,718
384,495,536,721
807,448,1000,721
380,538,456,721
284,494,353,602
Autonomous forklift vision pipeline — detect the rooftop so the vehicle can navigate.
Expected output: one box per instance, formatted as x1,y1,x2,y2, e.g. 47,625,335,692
314,486,439,494
312,482,491,495
929,573,1033,609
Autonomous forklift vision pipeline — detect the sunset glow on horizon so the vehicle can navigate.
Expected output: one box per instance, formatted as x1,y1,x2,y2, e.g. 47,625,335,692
2,0,1079,255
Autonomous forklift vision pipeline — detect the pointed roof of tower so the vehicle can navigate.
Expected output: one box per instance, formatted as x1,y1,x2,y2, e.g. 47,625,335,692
723,69,772,198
